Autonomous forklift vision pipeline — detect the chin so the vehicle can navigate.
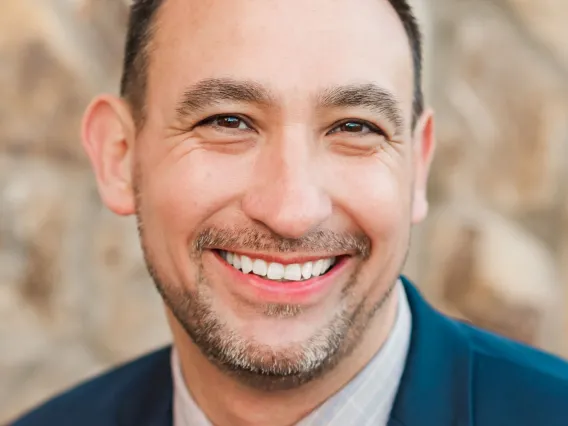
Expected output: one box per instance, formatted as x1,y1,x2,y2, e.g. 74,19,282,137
161,278,356,388
224,305,343,349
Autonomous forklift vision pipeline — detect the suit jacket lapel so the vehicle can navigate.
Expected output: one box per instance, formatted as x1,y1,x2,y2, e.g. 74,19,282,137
118,348,173,426
388,276,474,426
114,277,474,426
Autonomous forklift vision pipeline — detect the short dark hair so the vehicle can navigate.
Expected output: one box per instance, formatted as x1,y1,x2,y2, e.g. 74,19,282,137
120,0,423,128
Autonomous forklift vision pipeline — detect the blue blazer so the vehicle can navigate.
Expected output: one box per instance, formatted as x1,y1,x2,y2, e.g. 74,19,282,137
12,276,568,426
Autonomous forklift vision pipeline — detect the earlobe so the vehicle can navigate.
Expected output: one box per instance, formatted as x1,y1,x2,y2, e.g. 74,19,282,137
81,95,137,216
411,109,436,224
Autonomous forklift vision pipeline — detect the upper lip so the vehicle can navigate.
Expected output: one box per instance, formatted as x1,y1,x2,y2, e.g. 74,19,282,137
214,249,351,265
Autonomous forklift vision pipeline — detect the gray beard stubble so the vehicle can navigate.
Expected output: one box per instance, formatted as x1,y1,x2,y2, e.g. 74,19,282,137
138,219,399,391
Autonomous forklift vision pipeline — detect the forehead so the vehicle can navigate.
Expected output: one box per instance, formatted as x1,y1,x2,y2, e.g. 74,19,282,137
148,0,413,115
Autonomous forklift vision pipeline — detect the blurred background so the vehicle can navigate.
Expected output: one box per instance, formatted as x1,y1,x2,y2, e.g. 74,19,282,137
1,0,568,422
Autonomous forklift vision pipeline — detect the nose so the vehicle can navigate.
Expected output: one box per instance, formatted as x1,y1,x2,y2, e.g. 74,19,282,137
241,129,332,239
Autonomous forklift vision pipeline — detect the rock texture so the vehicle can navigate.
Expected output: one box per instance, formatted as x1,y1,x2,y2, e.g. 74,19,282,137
404,0,568,358
1,0,567,422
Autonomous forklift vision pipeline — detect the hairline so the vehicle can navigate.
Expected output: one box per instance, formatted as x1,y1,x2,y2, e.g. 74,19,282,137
121,0,423,130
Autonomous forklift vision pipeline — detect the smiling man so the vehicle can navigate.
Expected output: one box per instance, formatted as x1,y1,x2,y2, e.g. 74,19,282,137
12,0,568,425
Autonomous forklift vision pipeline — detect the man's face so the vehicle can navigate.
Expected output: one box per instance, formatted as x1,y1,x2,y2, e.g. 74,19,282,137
91,0,433,389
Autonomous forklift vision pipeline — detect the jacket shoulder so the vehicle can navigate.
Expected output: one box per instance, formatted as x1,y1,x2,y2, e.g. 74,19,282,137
461,324,568,425
11,347,172,426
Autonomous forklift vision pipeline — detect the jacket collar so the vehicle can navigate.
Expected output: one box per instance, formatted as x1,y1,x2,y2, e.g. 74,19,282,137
120,276,474,426
118,347,173,426
388,276,474,426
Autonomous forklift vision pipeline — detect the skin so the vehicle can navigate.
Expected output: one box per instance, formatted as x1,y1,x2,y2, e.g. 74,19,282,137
81,0,435,424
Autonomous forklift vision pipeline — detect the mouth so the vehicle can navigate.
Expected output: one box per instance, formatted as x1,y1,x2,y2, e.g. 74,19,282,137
211,249,351,302
217,250,338,282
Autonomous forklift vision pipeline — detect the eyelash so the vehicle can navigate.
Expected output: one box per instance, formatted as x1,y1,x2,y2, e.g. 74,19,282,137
327,119,386,137
195,114,386,137
194,114,254,131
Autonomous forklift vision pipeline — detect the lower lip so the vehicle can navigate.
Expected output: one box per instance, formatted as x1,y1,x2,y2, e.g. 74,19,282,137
212,251,351,303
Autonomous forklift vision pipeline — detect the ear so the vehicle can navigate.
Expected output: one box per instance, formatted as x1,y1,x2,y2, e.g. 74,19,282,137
411,109,436,224
81,95,137,216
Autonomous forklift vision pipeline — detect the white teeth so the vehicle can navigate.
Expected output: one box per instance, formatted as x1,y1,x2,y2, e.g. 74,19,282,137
241,255,253,274
284,264,303,281
301,262,313,279
312,259,324,276
322,258,331,273
252,259,268,276
221,251,336,281
267,263,285,280
320,259,328,274
233,254,242,270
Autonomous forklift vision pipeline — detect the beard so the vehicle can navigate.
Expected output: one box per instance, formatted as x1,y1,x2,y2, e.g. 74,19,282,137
138,222,399,391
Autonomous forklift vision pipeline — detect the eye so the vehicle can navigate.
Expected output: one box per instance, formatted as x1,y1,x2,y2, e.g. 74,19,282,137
197,115,252,131
328,120,384,136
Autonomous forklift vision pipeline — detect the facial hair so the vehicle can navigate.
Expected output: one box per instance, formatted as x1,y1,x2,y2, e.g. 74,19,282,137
138,220,398,390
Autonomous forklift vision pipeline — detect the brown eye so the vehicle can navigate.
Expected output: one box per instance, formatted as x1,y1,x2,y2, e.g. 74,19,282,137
328,120,382,136
216,116,245,128
197,115,252,131
340,122,365,132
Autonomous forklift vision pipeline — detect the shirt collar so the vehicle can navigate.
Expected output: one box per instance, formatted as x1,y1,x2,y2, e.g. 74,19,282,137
171,280,412,426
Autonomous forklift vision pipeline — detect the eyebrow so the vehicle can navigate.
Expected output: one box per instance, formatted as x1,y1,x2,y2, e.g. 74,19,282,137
175,78,405,134
316,83,405,134
176,77,275,119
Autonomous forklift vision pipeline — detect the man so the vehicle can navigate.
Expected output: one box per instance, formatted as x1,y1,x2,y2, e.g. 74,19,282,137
11,0,568,425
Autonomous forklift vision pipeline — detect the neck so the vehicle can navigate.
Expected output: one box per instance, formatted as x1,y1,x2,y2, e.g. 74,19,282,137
168,290,399,426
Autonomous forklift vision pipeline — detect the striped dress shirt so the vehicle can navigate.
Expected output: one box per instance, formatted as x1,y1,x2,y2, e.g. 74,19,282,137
172,280,412,426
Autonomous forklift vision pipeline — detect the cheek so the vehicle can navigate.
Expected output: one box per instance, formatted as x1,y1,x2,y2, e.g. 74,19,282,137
327,157,412,241
141,149,253,240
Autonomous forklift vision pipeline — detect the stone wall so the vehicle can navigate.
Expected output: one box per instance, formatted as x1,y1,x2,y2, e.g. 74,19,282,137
1,0,567,422
405,0,568,356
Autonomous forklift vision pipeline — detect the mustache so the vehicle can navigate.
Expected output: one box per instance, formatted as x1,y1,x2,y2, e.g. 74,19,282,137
193,227,371,258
